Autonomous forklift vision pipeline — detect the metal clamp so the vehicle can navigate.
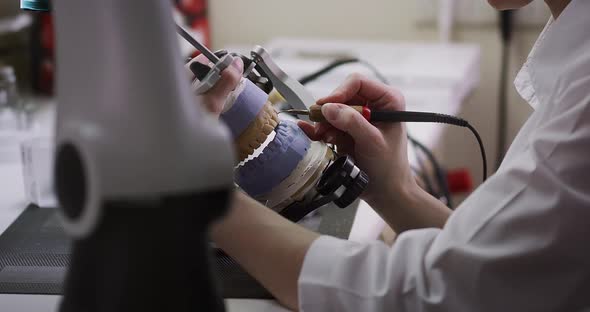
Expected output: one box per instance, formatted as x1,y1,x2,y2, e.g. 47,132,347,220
279,155,368,223
251,46,316,121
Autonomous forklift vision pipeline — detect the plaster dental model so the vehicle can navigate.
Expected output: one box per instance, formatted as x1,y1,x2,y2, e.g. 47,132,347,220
236,120,311,198
219,79,279,162
218,79,335,212
183,44,366,218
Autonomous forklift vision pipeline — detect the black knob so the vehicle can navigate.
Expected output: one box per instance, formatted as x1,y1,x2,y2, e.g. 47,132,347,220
335,169,368,208
317,155,369,208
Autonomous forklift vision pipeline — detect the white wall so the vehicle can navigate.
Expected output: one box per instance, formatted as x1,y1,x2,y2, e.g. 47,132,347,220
209,1,419,47
209,0,544,194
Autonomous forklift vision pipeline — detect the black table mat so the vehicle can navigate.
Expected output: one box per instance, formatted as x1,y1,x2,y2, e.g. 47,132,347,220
0,205,272,299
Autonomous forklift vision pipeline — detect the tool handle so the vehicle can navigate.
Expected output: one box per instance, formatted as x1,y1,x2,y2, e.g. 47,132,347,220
309,105,367,122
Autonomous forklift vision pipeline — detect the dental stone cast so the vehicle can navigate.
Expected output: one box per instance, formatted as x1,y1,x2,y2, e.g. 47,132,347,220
220,79,279,162
235,120,311,198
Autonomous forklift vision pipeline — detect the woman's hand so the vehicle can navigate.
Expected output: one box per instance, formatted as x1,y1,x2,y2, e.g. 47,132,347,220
186,54,244,117
298,73,417,209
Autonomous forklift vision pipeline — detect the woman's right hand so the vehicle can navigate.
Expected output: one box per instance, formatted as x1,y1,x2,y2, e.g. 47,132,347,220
298,73,418,208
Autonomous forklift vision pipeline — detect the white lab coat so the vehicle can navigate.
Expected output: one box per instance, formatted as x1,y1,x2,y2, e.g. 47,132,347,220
298,1,590,311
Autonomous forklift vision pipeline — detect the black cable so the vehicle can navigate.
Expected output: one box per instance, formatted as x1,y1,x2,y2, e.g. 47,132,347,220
409,136,453,208
299,58,389,85
413,143,437,197
496,10,514,169
299,58,361,85
398,112,489,181
467,123,488,182
391,112,487,181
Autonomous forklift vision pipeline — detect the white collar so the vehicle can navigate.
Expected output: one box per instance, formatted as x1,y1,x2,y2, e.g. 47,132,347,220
514,0,590,110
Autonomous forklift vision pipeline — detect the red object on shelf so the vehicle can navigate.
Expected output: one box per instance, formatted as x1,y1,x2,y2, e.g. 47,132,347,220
39,60,54,94
190,16,210,49
40,13,54,56
178,0,207,15
447,169,474,194
34,12,55,95
175,0,210,48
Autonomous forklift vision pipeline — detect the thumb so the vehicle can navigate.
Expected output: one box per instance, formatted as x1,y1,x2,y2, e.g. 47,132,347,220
321,103,383,147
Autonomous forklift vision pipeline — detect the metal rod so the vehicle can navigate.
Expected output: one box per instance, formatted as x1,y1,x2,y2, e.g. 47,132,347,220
281,109,310,115
175,24,219,63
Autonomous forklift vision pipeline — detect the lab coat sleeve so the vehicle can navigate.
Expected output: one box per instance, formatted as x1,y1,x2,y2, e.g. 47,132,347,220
298,77,590,312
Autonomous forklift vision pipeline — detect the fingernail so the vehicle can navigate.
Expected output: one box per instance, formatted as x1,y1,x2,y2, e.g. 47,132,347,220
232,57,244,73
321,103,341,121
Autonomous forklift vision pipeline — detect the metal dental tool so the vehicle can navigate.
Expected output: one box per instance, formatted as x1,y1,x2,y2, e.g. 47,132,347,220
175,24,219,63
